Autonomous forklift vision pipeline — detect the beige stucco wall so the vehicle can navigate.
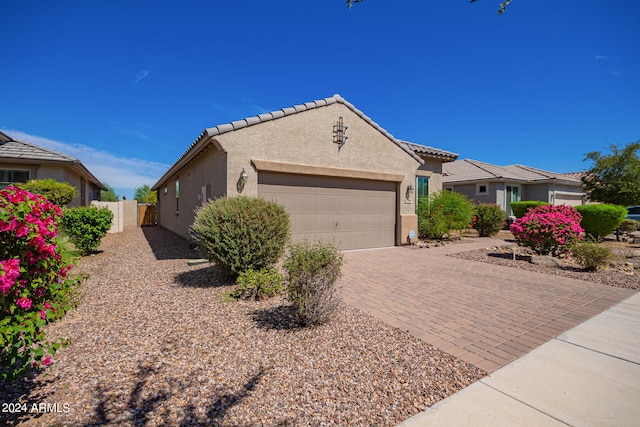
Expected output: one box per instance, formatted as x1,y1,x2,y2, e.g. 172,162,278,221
0,162,95,206
217,103,420,214
91,200,138,233
157,146,228,238
156,102,454,246
214,103,421,246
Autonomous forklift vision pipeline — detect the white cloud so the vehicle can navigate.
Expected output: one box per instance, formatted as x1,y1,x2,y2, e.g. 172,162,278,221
134,70,149,84
595,55,611,60
1,129,169,193
104,119,150,140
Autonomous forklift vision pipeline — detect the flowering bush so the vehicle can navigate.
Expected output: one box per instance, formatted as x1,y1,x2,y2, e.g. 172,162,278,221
1,186,80,379
473,204,505,237
510,205,584,256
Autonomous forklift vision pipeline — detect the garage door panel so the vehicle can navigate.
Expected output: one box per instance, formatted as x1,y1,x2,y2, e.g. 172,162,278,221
258,173,396,250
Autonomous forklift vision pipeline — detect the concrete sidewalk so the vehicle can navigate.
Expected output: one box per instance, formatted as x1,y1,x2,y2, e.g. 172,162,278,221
398,292,640,426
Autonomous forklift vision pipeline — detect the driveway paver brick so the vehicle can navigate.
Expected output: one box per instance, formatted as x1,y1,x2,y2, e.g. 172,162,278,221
339,239,636,373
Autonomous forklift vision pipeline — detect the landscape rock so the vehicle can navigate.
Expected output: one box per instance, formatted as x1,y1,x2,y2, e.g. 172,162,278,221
530,255,558,266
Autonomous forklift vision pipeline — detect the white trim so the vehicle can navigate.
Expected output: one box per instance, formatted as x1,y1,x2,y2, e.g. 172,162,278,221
475,182,489,195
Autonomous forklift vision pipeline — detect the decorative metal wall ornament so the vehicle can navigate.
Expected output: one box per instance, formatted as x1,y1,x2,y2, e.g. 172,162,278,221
333,117,348,149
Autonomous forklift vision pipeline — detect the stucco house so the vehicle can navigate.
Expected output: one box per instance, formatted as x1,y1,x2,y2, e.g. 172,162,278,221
152,94,458,250
441,159,586,216
0,131,106,206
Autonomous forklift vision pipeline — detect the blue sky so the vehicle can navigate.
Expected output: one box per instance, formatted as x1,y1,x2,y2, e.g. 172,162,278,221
1,1,639,200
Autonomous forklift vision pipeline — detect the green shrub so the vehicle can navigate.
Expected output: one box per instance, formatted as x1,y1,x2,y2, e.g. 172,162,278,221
473,204,505,237
619,219,639,234
61,206,113,254
510,201,550,218
16,179,78,206
283,240,343,326
572,243,613,271
231,268,284,300
418,191,475,239
575,204,627,240
191,196,290,276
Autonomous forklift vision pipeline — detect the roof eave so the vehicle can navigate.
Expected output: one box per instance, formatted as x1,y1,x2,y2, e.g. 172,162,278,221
153,94,430,189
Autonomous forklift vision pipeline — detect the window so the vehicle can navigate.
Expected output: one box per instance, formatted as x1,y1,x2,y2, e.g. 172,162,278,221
416,176,429,212
476,183,489,195
0,169,30,189
175,179,180,213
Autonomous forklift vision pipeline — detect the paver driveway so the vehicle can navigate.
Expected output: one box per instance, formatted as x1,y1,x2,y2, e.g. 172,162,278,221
339,239,636,373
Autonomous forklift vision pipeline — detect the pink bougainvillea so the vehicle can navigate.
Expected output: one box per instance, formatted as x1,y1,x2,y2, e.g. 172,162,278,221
510,204,584,256
1,186,80,378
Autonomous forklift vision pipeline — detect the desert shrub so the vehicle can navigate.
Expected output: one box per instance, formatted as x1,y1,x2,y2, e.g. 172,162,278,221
418,191,475,239
61,206,113,254
510,205,583,256
473,204,505,237
231,268,284,300
17,179,78,207
575,204,628,240
1,186,81,379
572,243,613,271
191,196,290,276
510,201,550,218
283,240,343,326
619,219,639,234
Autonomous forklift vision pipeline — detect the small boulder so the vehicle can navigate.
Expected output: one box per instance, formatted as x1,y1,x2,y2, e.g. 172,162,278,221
530,255,558,266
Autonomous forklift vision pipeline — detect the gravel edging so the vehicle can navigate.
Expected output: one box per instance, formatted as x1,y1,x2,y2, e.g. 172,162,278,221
1,227,485,426
450,244,640,290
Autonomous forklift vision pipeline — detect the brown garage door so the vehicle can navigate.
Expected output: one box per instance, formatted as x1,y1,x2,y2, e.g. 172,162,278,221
258,172,397,250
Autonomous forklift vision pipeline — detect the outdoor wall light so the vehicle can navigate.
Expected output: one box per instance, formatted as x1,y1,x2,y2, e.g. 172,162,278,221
405,184,415,200
237,168,249,193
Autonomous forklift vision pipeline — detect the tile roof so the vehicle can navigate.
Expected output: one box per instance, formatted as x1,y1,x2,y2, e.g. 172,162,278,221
0,139,77,163
400,140,459,162
443,159,525,182
563,171,586,179
0,135,106,190
155,94,455,189
443,159,582,184
0,131,12,143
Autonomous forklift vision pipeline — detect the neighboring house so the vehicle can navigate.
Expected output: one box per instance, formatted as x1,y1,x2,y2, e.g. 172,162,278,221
440,159,586,216
152,94,458,250
0,131,106,206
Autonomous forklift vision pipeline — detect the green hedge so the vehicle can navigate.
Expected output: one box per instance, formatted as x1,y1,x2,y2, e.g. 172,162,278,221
191,196,290,276
575,204,628,240
473,204,505,237
61,206,113,254
510,201,550,218
17,179,78,206
418,191,475,238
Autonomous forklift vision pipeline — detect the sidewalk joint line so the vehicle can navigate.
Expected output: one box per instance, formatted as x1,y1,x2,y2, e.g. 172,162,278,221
554,338,640,366
478,381,572,426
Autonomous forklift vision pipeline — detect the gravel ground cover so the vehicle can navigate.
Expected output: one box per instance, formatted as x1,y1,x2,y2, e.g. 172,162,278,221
450,242,640,290
1,227,484,426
